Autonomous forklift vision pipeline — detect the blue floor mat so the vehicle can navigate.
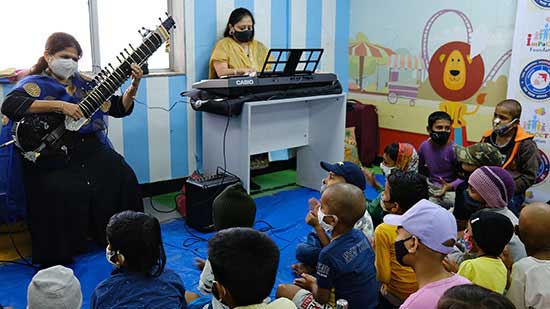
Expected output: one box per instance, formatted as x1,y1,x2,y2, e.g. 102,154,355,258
0,182,383,308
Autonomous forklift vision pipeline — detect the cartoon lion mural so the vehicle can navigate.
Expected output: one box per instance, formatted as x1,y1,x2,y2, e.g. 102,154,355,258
429,41,486,145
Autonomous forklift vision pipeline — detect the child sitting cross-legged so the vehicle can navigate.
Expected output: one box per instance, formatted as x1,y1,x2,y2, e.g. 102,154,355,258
91,211,188,308
277,183,379,308
375,170,428,308
292,161,374,276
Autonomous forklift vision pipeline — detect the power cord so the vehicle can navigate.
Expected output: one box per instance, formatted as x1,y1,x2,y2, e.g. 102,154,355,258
148,196,178,214
178,105,238,213
134,98,188,112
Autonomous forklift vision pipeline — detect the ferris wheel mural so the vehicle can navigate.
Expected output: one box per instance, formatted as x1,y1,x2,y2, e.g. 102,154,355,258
421,9,512,145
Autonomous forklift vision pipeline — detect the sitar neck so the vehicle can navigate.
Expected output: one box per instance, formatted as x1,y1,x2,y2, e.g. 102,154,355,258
78,25,170,118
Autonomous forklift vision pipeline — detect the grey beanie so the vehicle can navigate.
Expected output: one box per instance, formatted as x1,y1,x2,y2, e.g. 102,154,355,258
27,265,82,309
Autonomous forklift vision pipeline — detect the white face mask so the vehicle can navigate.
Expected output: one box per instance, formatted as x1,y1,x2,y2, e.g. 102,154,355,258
49,57,78,80
105,247,119,266
320,182,328,195
380,162,396,177
317,208,337,233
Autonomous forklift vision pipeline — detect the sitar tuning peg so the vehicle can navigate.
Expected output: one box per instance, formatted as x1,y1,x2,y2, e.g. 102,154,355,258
165,12,169,17
129,43,136,51
159,17,163,23
116,55,123,63
108,63,115,70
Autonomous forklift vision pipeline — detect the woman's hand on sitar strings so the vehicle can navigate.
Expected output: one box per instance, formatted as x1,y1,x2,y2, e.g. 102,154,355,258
59,101,84,120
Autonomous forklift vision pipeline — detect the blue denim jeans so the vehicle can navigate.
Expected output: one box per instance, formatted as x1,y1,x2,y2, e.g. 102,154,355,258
295,232,322,267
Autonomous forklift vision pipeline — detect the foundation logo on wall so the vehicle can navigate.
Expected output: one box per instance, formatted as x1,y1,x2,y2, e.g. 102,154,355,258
526,17,550,52
535,149,550,184
531,0,550,9
519,59,550,100
523,107,550,139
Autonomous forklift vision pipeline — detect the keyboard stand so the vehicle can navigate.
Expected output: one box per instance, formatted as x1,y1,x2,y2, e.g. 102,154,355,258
202,93,346,193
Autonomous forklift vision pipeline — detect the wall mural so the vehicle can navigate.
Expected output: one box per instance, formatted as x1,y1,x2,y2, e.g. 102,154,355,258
349,1,516,145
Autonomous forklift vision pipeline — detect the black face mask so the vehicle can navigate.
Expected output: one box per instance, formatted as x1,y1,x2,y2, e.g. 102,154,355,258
430,131,451,145
233,30,253,42
395,236,413,266
463,190,484,215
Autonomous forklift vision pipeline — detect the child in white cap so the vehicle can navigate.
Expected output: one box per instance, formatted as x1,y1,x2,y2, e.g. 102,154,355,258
27,265,82,309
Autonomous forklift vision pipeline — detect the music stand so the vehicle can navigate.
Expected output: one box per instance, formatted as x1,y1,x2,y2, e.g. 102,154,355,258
259,48,324,77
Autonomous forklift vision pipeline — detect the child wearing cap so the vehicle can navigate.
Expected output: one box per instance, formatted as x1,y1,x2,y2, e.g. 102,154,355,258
278,183,379,309
507,202,550,309
457,210,514,293
292,161,374,275
384,199,470,309
418,111,461,209
195,183,258,309
27,265,82,309
374,170,428,307
464,166,527,263
452,142,504,231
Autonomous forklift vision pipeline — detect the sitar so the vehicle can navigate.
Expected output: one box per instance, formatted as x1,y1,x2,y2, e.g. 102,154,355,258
11,16,175,162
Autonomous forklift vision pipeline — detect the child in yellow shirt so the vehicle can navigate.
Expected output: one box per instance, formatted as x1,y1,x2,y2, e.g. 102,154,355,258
374,170,428,306
457,210,514,293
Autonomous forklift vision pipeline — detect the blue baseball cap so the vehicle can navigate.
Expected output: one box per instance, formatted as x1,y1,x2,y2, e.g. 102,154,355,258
320,161,366,190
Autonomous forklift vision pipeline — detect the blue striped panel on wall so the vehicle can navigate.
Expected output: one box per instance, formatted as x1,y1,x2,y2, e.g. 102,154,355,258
270,0,288,48
121,80,150,183
169,75,189,179
235,0,254,11
306,0,322,49
335,0,350,91
194,0,218,172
